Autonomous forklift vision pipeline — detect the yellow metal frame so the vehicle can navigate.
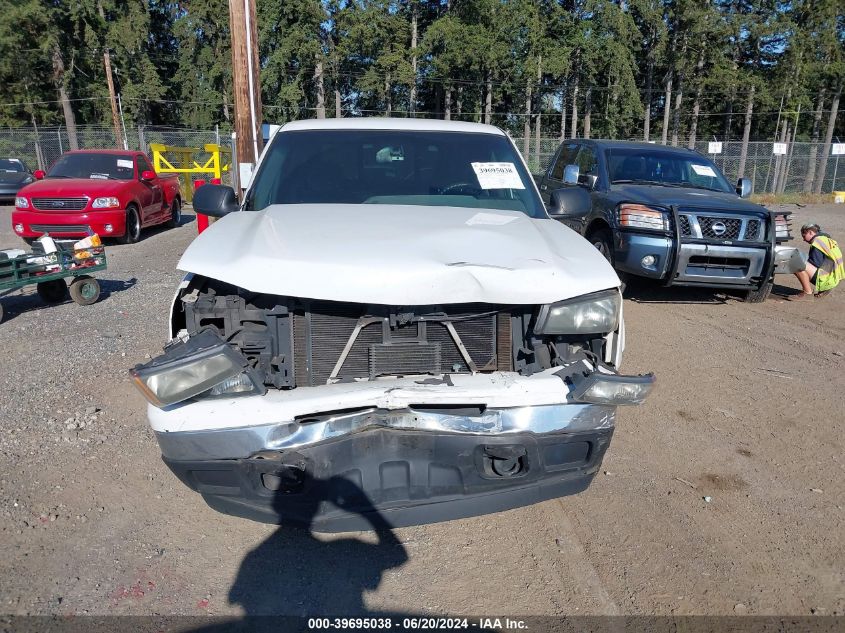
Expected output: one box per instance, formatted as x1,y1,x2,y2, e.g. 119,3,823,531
149,143,231,202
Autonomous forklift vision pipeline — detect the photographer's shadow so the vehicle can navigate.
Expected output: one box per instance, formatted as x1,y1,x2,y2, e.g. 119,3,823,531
228,473,409,617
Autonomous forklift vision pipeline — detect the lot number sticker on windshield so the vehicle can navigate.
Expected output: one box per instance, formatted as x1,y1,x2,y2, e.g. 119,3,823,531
471,162,525,190
691,164,717,178
117,159,133,169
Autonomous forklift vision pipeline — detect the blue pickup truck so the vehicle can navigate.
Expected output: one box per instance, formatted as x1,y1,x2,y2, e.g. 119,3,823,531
535,139,792,302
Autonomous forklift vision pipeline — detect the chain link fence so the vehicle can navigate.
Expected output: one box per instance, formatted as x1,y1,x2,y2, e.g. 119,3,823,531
514,137,844,195
0,124,231,182
0,124,841,195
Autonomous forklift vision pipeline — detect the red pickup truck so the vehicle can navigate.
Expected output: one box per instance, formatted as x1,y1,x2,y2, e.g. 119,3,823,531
12,149,182,244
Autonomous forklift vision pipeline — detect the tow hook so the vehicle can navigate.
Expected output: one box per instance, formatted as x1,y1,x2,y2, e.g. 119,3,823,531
483,445,528,478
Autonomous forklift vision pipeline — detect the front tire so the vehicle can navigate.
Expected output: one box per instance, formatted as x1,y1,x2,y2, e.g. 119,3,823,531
744,278,773,303
118,205,141,244
588,228,614,264
166,198,181,229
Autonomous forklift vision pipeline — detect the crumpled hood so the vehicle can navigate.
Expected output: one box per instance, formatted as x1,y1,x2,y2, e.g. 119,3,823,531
610,184,769,215
178,204,620,305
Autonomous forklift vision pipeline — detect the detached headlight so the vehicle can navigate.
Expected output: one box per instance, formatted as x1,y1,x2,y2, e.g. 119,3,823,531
15,196,28,208
92,196,120,209
618,203,669,231
535,290,621,335
129,329,265,407
570,371,655,405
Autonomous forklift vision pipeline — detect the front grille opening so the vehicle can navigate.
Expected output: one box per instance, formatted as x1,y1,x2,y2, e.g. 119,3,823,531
410,404,487,416
699,217,742,240
678,215,692,237
744,219,762,240
294,406,375,424
688,256,749,268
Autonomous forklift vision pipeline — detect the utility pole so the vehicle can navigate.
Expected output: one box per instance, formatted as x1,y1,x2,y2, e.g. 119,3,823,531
103,52,122,147
97,0,122,148
229,0,263,175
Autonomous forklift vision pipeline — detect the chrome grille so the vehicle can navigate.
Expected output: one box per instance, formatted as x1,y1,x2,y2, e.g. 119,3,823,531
698,216,742,240
30,224,90,234
31,197,88,211
744,219,761,240
293,302,506,387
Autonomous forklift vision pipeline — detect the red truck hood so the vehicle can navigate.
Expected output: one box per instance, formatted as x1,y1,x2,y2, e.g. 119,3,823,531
19,177,132,197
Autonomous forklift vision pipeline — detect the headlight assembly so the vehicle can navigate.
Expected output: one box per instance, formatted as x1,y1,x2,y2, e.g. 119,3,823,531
618,203,670,231
130,329,265,407
535,290,622,335
15,196,28,208
92,196,120,209
570,371,655,405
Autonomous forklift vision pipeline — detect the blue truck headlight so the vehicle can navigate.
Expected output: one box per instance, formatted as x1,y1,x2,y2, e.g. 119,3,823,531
618,203,670,231
130,329,265,407
570,372,655,405
535,290,621,335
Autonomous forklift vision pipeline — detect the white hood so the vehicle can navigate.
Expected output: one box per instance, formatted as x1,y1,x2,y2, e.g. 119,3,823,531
178,204,619,305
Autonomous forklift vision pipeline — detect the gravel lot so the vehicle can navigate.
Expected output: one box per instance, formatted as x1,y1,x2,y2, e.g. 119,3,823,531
0,203,843,619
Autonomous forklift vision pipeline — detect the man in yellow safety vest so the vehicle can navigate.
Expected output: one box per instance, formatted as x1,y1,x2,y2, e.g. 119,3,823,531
791,222,845,300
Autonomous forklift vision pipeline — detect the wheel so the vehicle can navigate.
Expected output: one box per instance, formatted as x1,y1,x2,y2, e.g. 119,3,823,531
0,300,4,323
118,205,141,244
744,278,773,303
166,198,181,229
36,278,68,303
69,275,100,305
588,228,615,265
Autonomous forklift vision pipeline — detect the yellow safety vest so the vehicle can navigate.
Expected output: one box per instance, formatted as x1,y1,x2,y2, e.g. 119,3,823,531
811,235,845,292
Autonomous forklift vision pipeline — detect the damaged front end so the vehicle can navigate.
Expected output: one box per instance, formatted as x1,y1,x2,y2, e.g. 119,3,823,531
133,276,653,531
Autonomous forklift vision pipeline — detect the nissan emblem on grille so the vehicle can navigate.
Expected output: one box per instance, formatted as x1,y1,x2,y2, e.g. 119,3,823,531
711,221,727,236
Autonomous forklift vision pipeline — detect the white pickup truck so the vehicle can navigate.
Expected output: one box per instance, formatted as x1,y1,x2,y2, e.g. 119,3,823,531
131,119,654,531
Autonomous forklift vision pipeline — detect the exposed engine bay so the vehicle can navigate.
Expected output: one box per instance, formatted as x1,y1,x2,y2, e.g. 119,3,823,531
170,276,616,390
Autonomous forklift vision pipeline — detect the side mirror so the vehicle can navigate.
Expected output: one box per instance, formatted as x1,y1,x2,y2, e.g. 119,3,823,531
548,187,592,217
33,170,45,180
736,177,752,198
194,184,239,218
563,164,580,185
141,170,156,181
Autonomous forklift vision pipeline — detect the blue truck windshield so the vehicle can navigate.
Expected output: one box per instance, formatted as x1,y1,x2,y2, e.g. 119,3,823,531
246,130,546,218
606,148,732,193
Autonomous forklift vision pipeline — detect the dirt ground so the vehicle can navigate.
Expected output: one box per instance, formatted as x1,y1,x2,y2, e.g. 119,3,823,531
0,203,842,619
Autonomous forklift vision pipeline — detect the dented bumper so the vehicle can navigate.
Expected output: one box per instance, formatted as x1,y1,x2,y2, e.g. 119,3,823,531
148,368,651,529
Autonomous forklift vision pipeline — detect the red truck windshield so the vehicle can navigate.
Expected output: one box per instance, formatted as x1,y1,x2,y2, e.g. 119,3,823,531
48,153,134,180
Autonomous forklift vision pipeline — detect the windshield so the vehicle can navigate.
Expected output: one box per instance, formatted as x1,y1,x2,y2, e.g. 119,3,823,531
606,148,732,193
48,153,134,180
245,130,546,218
0,158,25,172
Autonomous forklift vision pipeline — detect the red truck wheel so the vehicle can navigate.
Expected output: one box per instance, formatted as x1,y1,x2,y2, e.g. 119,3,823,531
118,205,141,244
166,198,181,229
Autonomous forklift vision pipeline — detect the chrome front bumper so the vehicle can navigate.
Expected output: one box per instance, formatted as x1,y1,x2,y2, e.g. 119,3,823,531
154,402,617,461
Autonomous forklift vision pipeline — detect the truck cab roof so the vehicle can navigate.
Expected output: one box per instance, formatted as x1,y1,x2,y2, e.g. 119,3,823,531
279,117,507,136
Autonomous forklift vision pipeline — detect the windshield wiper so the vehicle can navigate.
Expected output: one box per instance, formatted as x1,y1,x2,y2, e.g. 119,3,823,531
89,173,119,180
48,174,72,179
611,179,685,187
